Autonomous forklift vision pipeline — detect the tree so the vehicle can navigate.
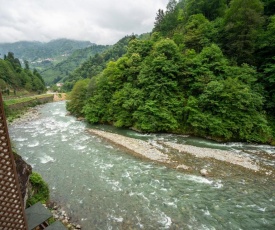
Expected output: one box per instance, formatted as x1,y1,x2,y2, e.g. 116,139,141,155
222,0,264,64
132,39,184,132
185,0,227,21
66,79,90,116
184,78,271,142
183,14,213,52
154,9,165,32
182,44,229,96
262,0,275,15
24,60,30,70
153,0,179,36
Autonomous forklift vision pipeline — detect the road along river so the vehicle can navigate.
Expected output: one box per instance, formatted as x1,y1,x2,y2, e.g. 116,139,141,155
9,101,275,229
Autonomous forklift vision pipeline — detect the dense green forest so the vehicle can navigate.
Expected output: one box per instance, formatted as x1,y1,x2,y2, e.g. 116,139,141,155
0,52,46,94
67,0,275,143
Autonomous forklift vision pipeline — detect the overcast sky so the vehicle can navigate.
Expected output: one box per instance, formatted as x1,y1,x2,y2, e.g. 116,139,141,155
0,0,169,45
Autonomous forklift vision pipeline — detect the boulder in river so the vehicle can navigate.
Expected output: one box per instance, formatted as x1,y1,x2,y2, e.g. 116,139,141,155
200,169,209,177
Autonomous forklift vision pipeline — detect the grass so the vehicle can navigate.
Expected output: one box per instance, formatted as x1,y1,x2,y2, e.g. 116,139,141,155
4,94,53,105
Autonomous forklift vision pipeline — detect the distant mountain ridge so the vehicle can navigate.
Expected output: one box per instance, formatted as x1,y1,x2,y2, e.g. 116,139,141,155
0,38,94,61
0,38,109,85
39,44,109,85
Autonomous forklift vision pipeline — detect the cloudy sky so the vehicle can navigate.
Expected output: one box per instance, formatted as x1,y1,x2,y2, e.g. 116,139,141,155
0,0,169,45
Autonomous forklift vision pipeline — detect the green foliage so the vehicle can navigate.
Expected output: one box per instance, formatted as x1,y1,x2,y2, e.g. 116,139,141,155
0,53,46,94
66,79,90,116
40,44,108,85
185,0,227,21
27,172,49,207
184,78,271,142
62,36,133,92
222,0,264,64
67,0,275,143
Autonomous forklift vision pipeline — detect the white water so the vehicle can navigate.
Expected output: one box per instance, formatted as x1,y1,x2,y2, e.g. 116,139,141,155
9,102,275,229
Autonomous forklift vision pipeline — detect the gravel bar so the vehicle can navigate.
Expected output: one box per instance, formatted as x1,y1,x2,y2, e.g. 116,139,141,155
87,129,169,163
163,142,259,171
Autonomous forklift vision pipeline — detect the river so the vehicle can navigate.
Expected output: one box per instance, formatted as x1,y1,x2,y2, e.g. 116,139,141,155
9,101,275,229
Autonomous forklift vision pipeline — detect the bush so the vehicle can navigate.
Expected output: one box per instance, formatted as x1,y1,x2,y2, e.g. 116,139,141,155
27,172,49,207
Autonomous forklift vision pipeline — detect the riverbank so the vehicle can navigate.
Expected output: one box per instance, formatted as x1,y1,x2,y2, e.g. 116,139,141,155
10,101,275,229
87,129,170,163
4,94,53,123
87,128,260,173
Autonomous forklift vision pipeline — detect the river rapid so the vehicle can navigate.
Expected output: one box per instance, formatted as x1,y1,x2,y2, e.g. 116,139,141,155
9,102,275,230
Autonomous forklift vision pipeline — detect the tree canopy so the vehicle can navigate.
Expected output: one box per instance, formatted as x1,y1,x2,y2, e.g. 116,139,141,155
0,52,46,94
67,0,275,144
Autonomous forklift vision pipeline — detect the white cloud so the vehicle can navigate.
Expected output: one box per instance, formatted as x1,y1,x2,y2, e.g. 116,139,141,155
0,0,169,44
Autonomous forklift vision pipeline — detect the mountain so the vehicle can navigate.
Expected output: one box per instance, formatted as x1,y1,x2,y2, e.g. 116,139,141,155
0,38,93,61
0,38,109,85
61,35,134,91
39,44,109,85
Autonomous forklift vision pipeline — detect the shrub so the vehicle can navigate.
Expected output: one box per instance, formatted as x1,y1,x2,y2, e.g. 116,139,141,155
27,172,49,207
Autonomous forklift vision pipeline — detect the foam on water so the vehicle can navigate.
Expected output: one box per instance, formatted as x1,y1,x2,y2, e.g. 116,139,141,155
158,211,172,229
14,137,28,142
9,101,275,230
163,201,177,208
185,175,213,185
109,215,124,223
28,141,39,147
74,145,86,150
40,155,55,164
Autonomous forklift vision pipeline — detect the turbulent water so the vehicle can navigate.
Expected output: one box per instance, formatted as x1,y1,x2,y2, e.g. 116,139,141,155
9,102,275,230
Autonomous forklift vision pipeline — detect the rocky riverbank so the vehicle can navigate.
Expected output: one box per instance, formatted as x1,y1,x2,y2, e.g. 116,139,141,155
87,129,169,163
163,142,259,171
8,107,40,125
47,202,81,229
87,128,260,174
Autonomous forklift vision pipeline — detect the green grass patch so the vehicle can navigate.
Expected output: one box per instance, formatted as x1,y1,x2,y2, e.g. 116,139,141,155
27,172,50,207
4,94,52,106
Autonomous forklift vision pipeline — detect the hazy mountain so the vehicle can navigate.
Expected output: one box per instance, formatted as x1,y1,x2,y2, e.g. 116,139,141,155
0,38,109,85
0,38,93,61
39,44,109,85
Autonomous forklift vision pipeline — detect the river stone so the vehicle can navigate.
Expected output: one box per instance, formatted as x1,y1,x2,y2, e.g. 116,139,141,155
176,164,190,170
200,169,208,176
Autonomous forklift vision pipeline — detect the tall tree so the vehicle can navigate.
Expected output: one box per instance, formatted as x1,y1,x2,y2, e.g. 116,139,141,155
222,0,264,64
262,0,275,16
154,9,165,32
185,0,227,21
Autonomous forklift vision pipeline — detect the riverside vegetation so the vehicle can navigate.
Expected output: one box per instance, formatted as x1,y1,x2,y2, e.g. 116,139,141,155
67,0,275,144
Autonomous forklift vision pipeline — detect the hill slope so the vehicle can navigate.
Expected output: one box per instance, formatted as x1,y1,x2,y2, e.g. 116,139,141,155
39,44,109,85
0,38,93,61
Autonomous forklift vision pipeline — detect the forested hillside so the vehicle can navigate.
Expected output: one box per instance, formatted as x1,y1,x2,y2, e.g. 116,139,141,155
0,39,96,84
39,44,108,85
0,39,92,61
0,52,46,94
62,35,135,91
67,0,275,144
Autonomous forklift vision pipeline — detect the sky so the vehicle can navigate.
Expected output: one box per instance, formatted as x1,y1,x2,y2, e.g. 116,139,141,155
0,0,169,45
